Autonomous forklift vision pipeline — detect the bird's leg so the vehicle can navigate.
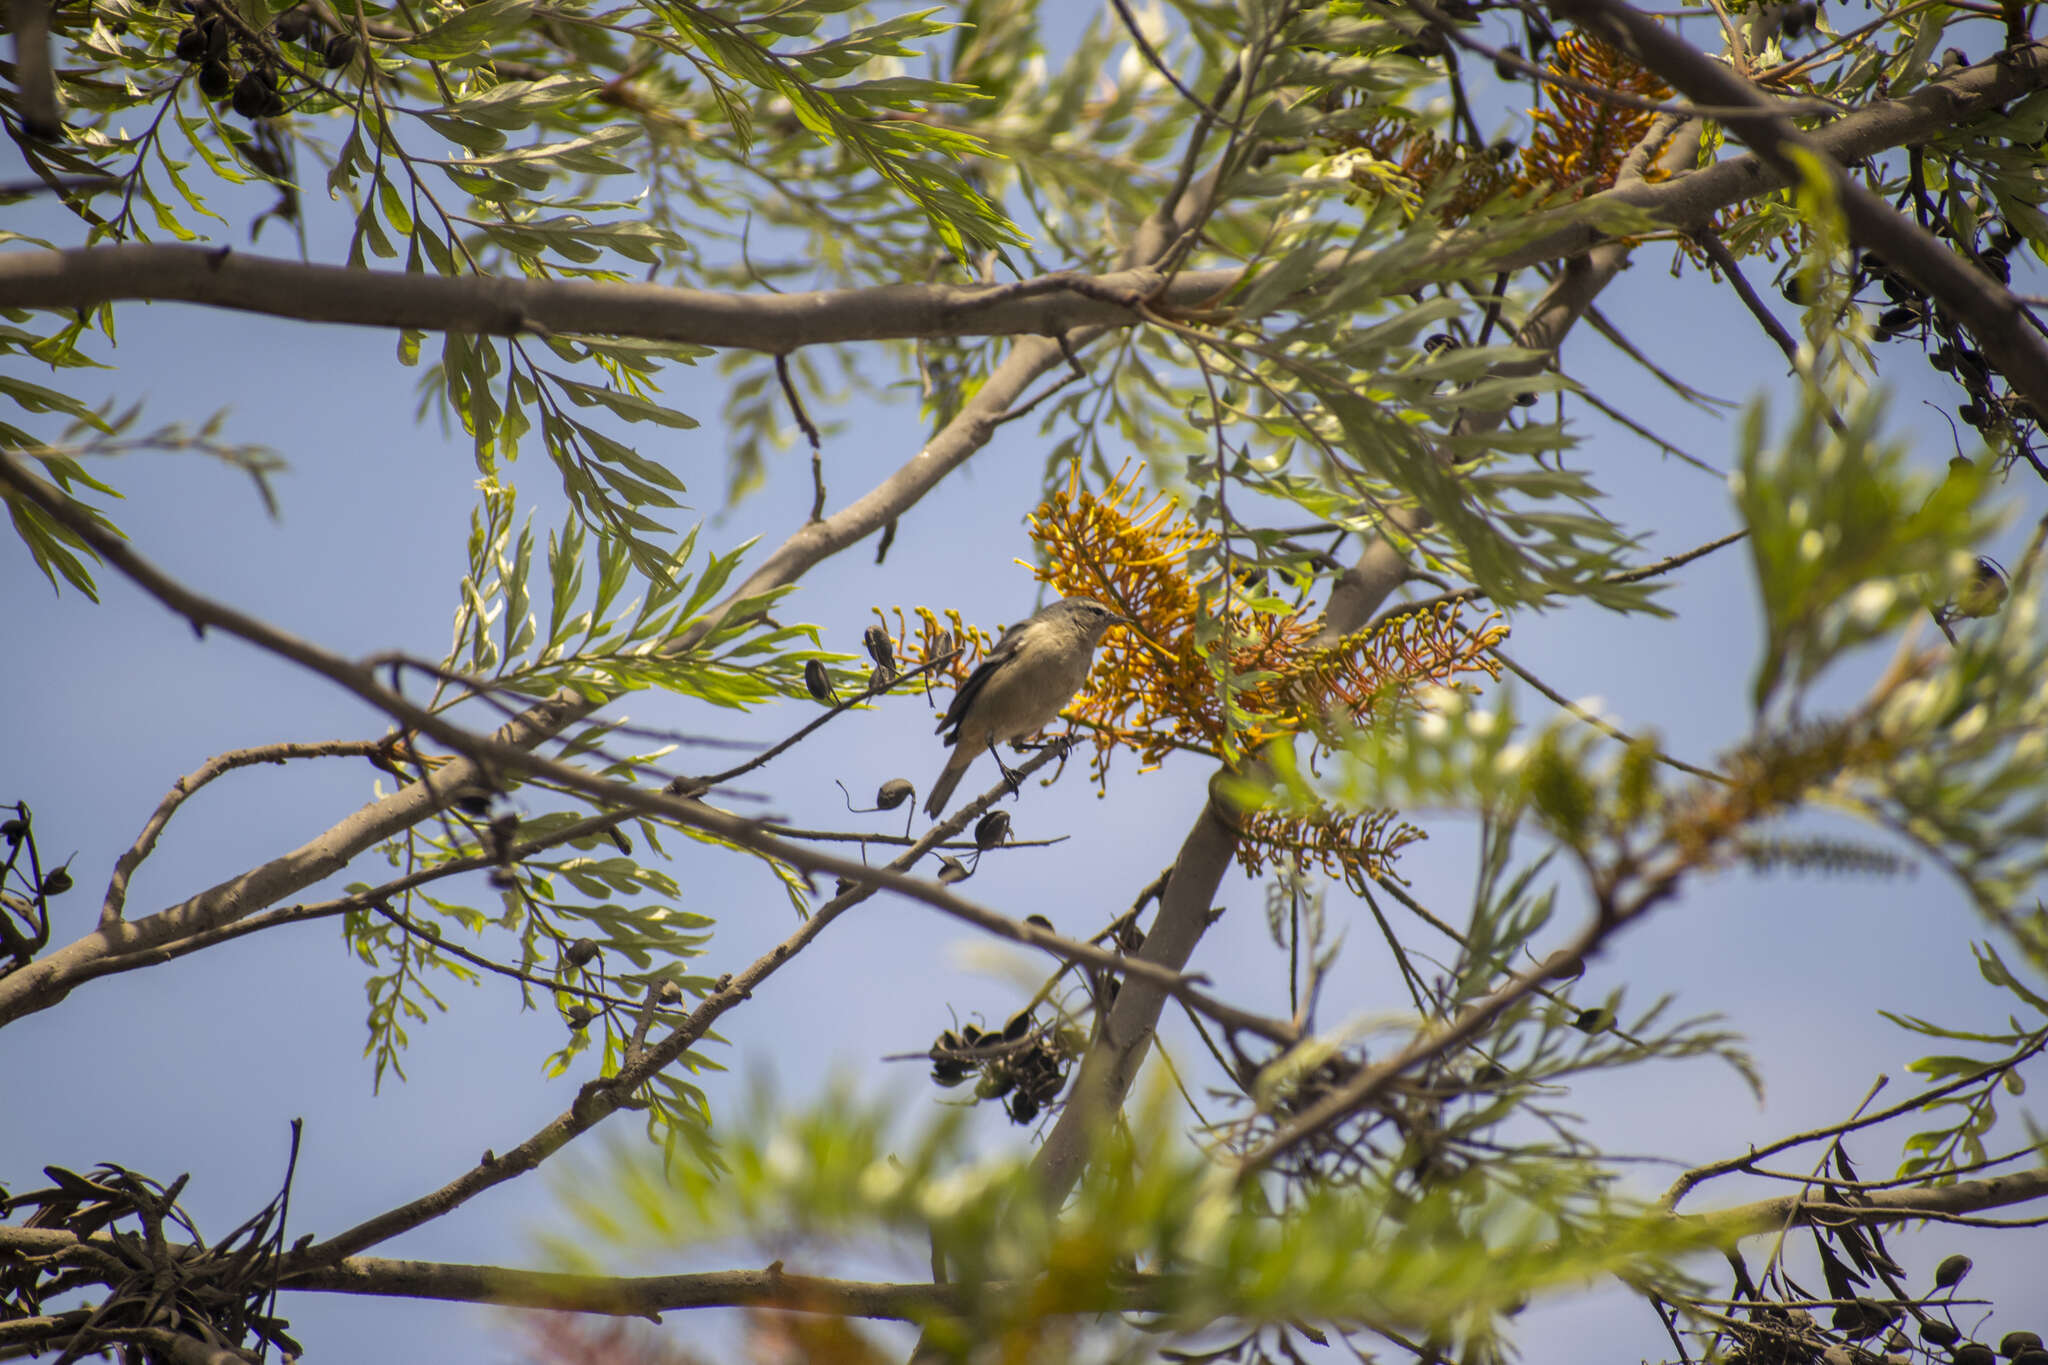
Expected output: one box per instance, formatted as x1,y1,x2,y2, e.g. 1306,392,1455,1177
985,738,1024,796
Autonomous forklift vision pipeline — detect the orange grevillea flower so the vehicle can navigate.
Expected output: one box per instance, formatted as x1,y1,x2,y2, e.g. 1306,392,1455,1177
878,466,1506,888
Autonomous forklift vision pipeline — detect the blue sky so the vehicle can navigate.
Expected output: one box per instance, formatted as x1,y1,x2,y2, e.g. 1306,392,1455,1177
4,16,2046,1362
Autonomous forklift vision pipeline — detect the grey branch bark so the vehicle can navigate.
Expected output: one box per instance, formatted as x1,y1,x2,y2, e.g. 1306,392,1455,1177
4,1163,2039,1323
1551,0,2048,418
0,45,2039,348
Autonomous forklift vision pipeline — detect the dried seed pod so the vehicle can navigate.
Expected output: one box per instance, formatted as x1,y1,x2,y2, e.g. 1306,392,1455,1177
973,809,1011,850
198,59,234,97
274,8,319,42
321,31,357,67
936,856,969,884
803,658,836,703
862,624,895,670
1001,1010,1032,1043
2001,1333,2044,1358
38,867,73,897
875,778,914,810
0,817,26,844
1955,1345,1997,1365
1571,1006,1613,1033
174,24,206,60
564,1004,597,1031
565,938,599,968
1921,1321,1962,1348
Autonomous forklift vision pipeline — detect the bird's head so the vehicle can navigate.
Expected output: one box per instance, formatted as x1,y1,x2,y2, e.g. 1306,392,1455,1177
1052,596,1127,644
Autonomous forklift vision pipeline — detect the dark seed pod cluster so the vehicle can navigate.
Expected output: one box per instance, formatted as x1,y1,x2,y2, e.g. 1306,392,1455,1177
172,1,351,119
1857,226,2042,463
927,1009,1077,1125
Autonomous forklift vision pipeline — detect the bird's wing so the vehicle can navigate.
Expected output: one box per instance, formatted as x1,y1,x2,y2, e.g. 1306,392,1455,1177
935,627,1026,742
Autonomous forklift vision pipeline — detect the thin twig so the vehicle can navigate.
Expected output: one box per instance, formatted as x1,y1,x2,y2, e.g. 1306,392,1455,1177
1106,0,1245,131
1492,649,1726,781
1693,227,1849,436
775,353,825,522
100,739,384,927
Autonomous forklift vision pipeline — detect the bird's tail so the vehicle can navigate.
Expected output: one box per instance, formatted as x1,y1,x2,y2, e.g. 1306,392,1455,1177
923,744,977,818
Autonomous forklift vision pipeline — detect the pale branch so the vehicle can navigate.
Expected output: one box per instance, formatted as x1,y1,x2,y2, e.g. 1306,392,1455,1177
11,0,59,140
0,46,2041,350
57,811,651,998
4,1163,2040,1326
1694,1164,2048,1241
0,326,1081,1027
1031,794,1244,1205
1551,0,2048,420
98,738,385,928
291,1256,976,1320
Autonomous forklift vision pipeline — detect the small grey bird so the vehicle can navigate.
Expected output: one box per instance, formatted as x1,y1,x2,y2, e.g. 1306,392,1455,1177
924,596,1125,817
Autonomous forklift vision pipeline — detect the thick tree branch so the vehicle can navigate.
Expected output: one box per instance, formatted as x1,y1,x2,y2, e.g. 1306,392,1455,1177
1551,0,2048,419
98,739,383,927
0,46,2040,349
6,1164,2041,1325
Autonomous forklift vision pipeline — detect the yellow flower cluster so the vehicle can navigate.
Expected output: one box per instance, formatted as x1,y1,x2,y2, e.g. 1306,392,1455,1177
878,465,1509,888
